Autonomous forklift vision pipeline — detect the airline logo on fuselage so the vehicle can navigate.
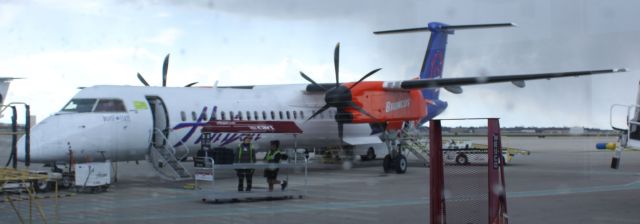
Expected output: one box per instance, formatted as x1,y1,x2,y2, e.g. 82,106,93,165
172,106,262,148
385,99,410,113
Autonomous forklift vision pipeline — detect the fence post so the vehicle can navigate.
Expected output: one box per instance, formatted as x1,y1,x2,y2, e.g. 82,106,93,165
429,120,444,224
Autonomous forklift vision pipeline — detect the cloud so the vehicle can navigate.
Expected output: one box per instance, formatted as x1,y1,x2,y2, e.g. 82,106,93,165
145,28,183,46
0,4,21,27
0,48,157,122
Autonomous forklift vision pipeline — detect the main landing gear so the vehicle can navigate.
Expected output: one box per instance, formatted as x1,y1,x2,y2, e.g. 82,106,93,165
381,129,409,174
383,150,408,174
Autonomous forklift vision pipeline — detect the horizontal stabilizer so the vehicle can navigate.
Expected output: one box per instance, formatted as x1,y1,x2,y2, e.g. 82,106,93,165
373,22,515,35
444,86,463,94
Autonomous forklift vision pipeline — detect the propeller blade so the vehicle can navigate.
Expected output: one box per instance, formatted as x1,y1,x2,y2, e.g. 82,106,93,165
300,71,326,91
349,101,378,121
350,68,381,90
185,82,198,87
334,42,340,87
306,104,331,121
337,122,344,143
162,54,170,87
137,73,150,86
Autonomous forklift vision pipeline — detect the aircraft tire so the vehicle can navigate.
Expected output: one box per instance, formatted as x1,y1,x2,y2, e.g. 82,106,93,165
383,155,392,173
361,147,376,161
395,155,407,174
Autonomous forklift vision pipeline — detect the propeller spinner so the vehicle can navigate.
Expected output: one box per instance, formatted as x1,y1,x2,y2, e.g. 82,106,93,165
300,43,381,142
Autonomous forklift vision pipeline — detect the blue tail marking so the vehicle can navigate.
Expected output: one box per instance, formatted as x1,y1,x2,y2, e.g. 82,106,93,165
419,22,450,124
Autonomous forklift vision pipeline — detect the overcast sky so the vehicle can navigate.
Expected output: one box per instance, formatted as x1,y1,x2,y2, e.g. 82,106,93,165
0,0,638,128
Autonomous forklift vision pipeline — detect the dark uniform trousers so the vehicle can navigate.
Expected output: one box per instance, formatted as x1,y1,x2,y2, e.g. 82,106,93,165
236,169,254,191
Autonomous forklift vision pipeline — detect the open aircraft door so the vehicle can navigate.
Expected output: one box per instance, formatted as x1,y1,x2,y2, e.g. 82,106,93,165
609,81,640,169
146,96,169,148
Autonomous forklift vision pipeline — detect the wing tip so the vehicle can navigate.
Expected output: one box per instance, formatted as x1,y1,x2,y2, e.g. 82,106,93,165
615,68,628,72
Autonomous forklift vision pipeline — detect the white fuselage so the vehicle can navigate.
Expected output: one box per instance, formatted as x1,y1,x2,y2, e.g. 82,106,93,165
18,85,381,164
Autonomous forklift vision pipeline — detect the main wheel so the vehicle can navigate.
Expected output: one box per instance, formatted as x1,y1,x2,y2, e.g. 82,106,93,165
455,154,468,165
383,155,392,173
395,155,407,174
366,147,376,160
361,147,376,161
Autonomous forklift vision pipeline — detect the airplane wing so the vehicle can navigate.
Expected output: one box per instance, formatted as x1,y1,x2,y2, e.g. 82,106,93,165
396,68,626,93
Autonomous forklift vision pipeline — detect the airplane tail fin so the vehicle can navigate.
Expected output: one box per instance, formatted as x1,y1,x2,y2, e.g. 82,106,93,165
375,22,514,123
0,78,17,106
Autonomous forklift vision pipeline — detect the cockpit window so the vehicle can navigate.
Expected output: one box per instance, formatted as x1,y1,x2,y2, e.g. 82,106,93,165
61,99,97,113
94,99,126,112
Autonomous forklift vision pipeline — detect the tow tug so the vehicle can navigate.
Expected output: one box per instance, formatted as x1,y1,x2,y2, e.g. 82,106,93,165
441,139,530,165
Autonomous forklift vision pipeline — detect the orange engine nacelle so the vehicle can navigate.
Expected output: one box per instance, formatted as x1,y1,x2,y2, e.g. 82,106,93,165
344,81,427,124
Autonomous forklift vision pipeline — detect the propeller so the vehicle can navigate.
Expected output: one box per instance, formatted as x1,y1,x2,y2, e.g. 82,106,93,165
300,43,381,142
162,54,169,87
136,54,198,87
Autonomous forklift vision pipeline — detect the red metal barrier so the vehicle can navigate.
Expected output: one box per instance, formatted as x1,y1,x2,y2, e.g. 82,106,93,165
429,118,508,224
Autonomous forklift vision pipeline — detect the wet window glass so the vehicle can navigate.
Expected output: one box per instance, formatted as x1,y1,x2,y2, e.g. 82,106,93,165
61,99,97,113
94,99,126,112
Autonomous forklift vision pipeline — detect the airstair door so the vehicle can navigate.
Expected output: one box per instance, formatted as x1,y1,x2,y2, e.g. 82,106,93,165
146,96,169,148
629,82,640,144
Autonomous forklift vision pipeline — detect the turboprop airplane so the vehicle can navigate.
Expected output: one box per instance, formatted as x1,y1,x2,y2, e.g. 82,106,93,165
17,22,626,179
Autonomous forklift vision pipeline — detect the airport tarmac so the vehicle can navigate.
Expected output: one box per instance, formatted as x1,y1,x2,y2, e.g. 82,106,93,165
2,136,640,223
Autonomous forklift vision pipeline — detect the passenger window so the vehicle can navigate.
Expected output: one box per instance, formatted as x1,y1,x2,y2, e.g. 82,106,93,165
61,99,97,113
286,111,291,120
181,111,186,121
262,111,267,120
271,111,275,120
293,111,298,120
202,111,208,121
300,111,305,119
230,111,234,120
279,111,283,120
254,111,259,120
221,111,226,120
246,111,251,121
238,111,243,120
94,99,126,112
210,107,217,121
191,111,197,121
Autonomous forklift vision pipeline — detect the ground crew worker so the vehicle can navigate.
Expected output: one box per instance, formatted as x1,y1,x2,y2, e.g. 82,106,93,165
264,140,288,191
235,136,256,192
